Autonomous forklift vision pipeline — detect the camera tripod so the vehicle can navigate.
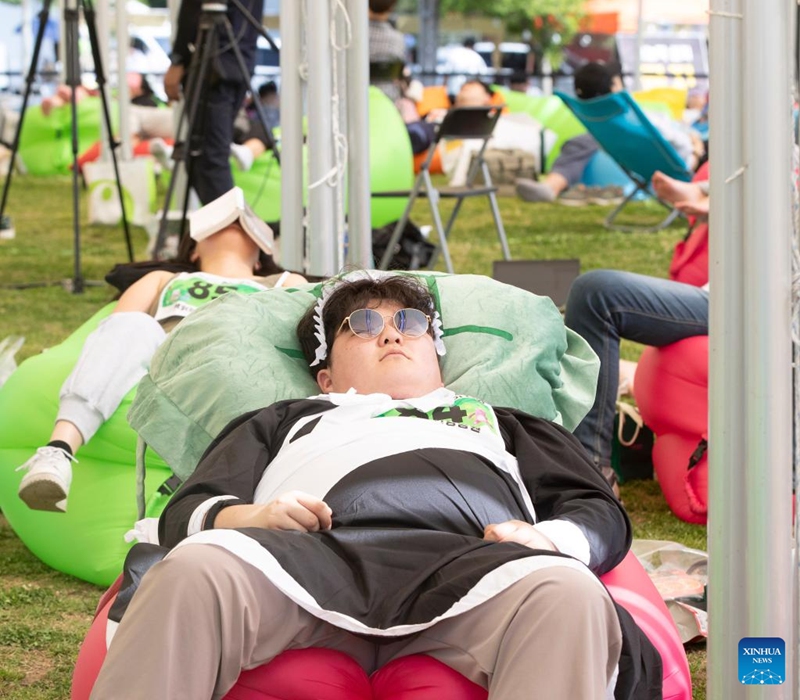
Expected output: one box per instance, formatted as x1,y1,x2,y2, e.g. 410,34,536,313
153,0,281,258
0,0,133,293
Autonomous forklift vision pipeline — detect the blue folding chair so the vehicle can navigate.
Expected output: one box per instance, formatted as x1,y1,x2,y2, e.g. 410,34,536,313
555,91,693,232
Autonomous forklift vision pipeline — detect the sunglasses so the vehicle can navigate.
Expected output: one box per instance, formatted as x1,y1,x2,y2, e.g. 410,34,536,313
337,308,431,339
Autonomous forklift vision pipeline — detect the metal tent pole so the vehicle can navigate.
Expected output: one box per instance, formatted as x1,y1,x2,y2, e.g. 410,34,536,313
279,0,304,272
633,0,644,91
345,0,372,268
305,0,337,277
116,0,132,160
708,0,796,696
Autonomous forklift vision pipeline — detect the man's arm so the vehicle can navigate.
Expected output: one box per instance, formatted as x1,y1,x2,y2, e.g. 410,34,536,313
164,0,199,101
169,0,199,71
157,406,276,547
158,399,338,548
494,408,632,575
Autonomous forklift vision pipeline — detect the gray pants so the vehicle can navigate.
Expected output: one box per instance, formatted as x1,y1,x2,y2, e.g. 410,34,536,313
91,544,622,700
551,133,600,187
57,312,166,443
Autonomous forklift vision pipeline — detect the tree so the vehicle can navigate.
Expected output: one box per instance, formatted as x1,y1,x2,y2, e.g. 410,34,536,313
438,0,585,65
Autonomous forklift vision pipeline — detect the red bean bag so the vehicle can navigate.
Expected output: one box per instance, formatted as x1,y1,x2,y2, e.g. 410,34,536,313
668,161,710,287
71,552,692,699
634,336,708,524
76,139,171,171
669,222,708,287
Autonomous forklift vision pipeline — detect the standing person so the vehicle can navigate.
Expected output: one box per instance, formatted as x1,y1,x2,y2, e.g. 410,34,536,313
16,189,306,513
164,0,263,204
368,0,435,155
89,272,661,700
368,0,407,103
440,37,490,97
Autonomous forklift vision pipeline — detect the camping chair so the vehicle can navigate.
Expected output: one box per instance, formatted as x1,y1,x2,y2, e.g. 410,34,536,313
373,106,511,273
555,91,693,233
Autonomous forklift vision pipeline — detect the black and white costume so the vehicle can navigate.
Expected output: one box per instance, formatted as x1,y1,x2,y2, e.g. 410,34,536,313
130,388,662,698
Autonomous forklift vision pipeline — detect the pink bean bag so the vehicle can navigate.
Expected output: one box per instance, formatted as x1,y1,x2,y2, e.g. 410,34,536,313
669,222,708,287
634,337,708,524
668,161,710,288
71,552,692,699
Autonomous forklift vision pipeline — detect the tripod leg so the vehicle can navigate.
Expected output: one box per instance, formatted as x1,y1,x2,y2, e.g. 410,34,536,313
229,0,279,52
81,0,134,262
64,3,84,293
0,0,54,220
153,19,217,257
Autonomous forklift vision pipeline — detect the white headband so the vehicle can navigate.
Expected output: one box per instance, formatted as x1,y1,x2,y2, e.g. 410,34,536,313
309,270,447,367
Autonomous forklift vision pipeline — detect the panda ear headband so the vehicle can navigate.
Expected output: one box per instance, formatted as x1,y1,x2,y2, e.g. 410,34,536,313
309,270,446,368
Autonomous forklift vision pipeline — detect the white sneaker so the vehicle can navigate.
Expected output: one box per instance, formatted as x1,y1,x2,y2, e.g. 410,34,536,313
230,143,254,172
149,137,174,172
17,446,76,512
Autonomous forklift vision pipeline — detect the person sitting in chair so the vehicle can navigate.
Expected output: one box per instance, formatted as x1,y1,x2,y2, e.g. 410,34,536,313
88,271,661,700
515,61,704,206
16,189,306,514
563,171,711,487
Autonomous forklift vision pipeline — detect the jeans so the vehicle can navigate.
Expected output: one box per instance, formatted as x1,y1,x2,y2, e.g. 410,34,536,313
564,270,709,468
190,80,249,205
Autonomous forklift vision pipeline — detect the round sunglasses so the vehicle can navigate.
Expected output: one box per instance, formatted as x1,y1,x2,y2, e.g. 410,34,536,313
337,307,431,339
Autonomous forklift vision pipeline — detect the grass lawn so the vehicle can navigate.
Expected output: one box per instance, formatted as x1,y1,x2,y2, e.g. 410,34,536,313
0,176,707,698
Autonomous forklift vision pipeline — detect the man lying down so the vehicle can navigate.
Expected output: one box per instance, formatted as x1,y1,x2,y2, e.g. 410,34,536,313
90,272,662,700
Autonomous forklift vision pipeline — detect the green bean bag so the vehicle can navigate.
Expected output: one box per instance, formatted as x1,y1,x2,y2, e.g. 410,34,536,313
235,87,412,228
18,97,119,176
0,305,171,587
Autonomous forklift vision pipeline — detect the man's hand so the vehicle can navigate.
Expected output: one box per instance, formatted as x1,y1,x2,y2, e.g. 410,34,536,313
213,491,333,532
164,64,185,102
483,520,557,551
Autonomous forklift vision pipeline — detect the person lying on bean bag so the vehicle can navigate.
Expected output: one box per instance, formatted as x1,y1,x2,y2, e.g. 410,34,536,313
89,272,661,700
15,188,305,513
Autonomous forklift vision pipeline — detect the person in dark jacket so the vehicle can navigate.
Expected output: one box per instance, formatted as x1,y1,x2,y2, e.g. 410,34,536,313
90,272,661,700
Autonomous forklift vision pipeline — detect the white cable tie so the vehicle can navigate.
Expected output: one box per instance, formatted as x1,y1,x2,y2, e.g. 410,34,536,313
308,165,341,191
706,9,743,18
724,166,746,184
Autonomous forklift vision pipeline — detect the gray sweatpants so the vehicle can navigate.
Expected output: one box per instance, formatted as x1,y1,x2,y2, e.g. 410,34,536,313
57,312,166,444
551,133,600,187
90,544,623,700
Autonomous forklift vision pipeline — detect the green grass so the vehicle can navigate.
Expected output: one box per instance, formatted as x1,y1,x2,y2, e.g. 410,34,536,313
0,176,706,698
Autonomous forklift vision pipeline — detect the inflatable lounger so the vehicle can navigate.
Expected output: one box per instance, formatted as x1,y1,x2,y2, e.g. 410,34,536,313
73,551,692,699
0,305,173,586
0,273,597,586
634,337,709,524
18,98,118,176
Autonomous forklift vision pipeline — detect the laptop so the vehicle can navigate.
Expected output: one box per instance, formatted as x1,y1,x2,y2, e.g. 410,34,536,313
492,259,581,310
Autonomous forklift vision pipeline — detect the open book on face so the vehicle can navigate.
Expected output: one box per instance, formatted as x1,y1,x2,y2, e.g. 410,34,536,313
189,187,274,254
